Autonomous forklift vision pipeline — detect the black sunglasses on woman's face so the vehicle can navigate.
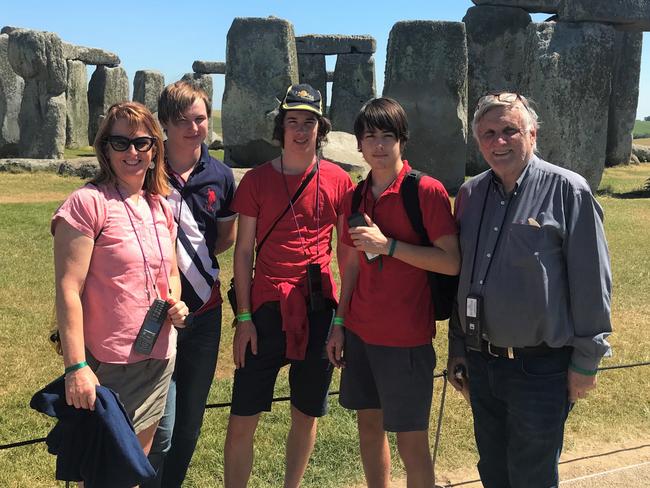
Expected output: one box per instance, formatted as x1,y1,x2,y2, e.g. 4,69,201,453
104,135,156,152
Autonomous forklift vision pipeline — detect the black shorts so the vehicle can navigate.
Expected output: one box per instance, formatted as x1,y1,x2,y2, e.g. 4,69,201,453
230,301,334,417
339,329,436,432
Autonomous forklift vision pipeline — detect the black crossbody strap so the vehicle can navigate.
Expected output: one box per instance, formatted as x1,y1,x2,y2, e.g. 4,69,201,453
255,160,319,256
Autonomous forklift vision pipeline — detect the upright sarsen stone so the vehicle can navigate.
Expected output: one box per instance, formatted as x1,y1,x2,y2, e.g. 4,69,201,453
298,54,327,114
222,17,299,166
65,59,89,148
181,72,213,144
133,70,164,116
88,65,129,144
7,28,67,158
383,21,467,193
464,6,531,175
0,33,23,157
606,31,642,166
329,53,376,133
524,22,616,190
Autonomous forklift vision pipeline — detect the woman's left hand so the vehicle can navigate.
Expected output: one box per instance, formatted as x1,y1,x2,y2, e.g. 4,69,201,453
166,298,190,328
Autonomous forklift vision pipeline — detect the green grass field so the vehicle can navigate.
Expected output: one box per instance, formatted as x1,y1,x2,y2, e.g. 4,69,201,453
0,166,649,486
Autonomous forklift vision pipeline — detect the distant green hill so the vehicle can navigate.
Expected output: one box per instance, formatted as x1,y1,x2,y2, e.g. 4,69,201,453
634,119,650,138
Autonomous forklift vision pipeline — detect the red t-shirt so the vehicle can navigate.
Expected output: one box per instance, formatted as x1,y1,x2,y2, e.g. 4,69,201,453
341,161,457,347
232,159,353,311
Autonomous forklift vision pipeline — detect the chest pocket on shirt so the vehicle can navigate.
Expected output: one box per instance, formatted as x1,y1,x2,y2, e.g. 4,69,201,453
507,223,561,268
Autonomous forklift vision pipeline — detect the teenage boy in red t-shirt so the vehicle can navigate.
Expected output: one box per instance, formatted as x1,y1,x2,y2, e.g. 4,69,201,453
224,84,352,488
327,97,460,488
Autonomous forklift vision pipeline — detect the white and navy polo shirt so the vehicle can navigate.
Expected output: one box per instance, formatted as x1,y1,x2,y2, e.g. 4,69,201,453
166,143,236,313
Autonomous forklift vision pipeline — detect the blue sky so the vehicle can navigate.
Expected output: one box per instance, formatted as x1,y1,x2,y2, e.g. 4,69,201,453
4,0,649,118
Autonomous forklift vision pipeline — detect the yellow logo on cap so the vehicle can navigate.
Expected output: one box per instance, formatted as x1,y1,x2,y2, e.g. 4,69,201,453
297,90,315,101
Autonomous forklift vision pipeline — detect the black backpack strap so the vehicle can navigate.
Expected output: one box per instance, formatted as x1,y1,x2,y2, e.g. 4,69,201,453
351,177,367,214
400,170,430,246
255,160,319,256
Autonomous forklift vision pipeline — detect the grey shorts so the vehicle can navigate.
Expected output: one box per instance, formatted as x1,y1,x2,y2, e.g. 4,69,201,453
339,329,436,432
86,350,175,433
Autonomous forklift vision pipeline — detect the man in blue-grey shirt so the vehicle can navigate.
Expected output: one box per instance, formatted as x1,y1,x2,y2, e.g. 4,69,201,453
447,92,612,488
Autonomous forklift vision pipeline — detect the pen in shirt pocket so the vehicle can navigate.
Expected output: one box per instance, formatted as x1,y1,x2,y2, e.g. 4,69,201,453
527,217,541,228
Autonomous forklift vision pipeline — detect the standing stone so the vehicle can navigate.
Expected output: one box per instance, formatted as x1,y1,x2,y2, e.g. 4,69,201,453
464,6,532,175
7,29,67,158
559,0,650,30
471,0,559,12
222,17,299,166
524,22,616,190
606,31,642,166
181,72,213,144
133,70,164,116
87,65,129,144
65,59,89,148
383,21,467,193
298,54,327,113
330,53,376,133
0,33,24,157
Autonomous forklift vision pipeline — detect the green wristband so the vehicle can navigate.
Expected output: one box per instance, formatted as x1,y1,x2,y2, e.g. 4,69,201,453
388,238,397,257
64,361,88,375
568,362,598,376
332,316,344,327
236,312,252,322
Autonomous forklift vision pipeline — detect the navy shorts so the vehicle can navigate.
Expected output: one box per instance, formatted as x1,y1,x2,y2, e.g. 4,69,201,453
230,301,334,417
339,329,436,432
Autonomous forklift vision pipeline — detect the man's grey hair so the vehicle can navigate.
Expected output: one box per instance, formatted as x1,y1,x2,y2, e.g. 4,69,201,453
471,93,540,152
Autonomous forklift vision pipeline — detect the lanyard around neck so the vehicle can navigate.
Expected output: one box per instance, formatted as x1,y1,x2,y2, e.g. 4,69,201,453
115,185,171,302
469,178,515,287
280,156,321,260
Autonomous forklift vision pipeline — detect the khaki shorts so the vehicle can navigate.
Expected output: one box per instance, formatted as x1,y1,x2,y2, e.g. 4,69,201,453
86,350,175,433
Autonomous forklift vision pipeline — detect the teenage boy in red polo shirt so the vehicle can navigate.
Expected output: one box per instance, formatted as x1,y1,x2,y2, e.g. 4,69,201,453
327,97,460,488
224,84,352,488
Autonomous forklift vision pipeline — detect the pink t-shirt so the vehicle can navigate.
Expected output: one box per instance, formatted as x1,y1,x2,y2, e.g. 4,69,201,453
52,184,177,363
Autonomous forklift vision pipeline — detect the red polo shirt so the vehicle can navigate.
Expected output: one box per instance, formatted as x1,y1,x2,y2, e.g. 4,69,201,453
341,161,457,347
232,159,352,312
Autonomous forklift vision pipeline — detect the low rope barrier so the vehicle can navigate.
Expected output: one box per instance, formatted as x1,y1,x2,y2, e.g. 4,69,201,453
1,362,648,452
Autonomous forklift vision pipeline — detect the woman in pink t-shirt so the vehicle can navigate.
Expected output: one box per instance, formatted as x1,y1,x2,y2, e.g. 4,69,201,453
52,102,189,458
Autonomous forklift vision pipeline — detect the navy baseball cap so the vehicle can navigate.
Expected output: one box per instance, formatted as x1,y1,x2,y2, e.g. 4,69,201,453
280,84,323,116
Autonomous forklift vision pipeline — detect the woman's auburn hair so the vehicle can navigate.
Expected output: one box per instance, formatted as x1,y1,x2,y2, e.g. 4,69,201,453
91,101,170,196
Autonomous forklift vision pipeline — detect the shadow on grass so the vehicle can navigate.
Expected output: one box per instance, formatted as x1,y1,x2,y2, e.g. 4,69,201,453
596,181,650,199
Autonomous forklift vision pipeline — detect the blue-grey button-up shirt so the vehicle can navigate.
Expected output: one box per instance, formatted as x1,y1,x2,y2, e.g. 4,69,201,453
449,156,612,371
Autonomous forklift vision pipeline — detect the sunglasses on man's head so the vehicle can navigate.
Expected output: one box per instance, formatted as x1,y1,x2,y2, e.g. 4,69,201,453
104,135,156,152
477,92,530,109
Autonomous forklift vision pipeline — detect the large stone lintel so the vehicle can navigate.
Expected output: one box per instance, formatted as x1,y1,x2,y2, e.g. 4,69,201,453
296,34,376,54
471,0,559,13
559,0,650,31
62,42,120,66
192,60,226,74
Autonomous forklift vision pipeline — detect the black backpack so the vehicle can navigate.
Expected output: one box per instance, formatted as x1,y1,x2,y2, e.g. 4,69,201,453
351,170,458,321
